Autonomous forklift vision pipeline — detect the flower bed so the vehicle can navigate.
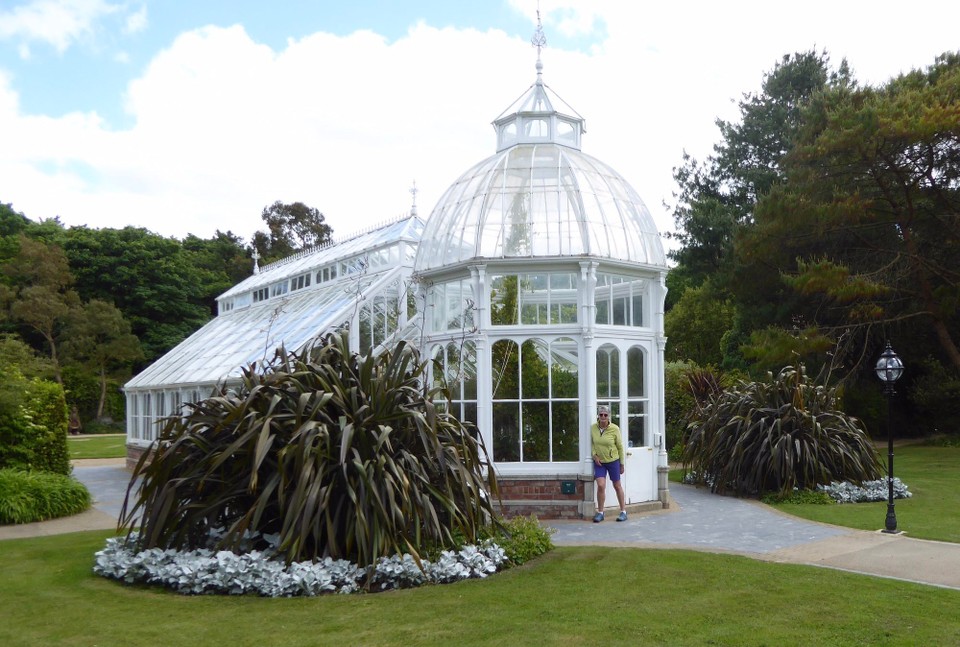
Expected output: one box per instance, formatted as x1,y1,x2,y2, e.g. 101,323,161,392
94,530,508,596
817,478,912,503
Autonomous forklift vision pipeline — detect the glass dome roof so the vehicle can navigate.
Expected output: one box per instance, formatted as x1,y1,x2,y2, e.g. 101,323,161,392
414,143,667,272
415,53,666,273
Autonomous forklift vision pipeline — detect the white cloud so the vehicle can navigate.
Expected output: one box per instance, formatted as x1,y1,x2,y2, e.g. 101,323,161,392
0,0,119,54
123,3,146,35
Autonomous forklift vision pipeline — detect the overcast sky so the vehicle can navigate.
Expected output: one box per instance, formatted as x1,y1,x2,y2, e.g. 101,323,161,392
1,0,958,252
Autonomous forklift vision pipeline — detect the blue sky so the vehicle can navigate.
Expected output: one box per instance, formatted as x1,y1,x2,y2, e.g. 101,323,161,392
1,1,958,247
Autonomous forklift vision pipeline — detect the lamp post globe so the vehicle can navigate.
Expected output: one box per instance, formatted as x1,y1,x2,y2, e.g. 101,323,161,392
875,342,903,534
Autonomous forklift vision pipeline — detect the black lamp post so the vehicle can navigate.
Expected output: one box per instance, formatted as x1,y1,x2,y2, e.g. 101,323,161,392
874,341,904,533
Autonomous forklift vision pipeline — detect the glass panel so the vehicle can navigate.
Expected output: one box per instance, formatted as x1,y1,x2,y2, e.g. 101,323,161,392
551,401,579,461
463,402,477,428
596,344,620,399
430,345,445,390
628,401,646,447
628,346,645,397
461,340,477,399
632,293,643,326
525,118,548,137
613,296,627,325
521,339,549,399
522,402,549,461
430,284,444,333
406,287,417,320
492,340,519,399
490,275,519,325
492,402,519,462
373,295,388,348
595,295,609,324
551,337,579,398
358,305,372,355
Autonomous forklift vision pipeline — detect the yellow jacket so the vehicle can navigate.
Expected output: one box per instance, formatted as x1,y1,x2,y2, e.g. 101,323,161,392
590,422,624,464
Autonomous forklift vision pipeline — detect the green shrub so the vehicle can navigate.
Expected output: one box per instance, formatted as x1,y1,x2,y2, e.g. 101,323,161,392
23,378,70,474
683,365,884,497
84,418,126,435
0,468,91,524
664,361,697,451
909,357,960,436
486,515,554,566
122,331,499,571
0,372,70,475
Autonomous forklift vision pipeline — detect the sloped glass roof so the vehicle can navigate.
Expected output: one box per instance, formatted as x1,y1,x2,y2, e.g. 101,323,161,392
414,144,667,272
221,216,423,299
127,216,423,390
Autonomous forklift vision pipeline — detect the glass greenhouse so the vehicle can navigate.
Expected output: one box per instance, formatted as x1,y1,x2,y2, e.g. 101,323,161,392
125,56,670,519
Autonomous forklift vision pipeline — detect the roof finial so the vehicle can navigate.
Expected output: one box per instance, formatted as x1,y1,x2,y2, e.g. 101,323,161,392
531,6,546,83
251,247,261,275
410,180,418,217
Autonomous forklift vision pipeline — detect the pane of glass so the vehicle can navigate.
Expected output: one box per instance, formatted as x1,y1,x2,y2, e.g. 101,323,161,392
596,291,610,324
430,284,444,332
522,402,549,461
520,302,542,324
628,401,646,447
463,402,478,428
551,401,579,461
462,341,478,399
358,306,372,355
632,293,643,326
492,340,519,399
521,339,549,398
596,345,620,399
628,346,645,397
430,345,444,390
490,275,519,325
613,296,627,325
493,402,519,462
551,337,579,398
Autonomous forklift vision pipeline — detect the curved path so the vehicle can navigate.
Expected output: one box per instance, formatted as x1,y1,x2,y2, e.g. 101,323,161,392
549,483,960,591
3,461,959,591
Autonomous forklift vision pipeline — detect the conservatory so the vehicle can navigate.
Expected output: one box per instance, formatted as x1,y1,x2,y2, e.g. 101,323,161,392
124,53,670,519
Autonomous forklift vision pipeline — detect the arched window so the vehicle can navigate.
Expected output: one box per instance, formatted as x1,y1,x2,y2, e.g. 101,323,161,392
491,337,579,462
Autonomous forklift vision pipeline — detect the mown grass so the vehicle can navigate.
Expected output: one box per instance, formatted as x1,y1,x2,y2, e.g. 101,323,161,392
67,434,126,460
769,445,960,543
1,530,958,646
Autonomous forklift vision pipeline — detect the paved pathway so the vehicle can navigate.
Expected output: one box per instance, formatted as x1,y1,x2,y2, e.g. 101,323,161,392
549,483,960,591
3,461,960,591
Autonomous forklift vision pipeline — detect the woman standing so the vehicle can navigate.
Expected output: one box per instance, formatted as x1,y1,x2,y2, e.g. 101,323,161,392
590,405,627,522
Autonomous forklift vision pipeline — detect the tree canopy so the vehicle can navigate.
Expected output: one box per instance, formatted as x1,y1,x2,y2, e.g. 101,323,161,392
666,50,960,436
253,201,333,264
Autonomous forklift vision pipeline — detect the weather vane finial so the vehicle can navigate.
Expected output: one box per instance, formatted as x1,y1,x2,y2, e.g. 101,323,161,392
410,180,418,217
531,5,546,80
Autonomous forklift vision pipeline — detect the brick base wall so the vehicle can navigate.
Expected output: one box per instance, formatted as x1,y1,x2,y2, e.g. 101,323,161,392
495,476,590,520
126,444,151,471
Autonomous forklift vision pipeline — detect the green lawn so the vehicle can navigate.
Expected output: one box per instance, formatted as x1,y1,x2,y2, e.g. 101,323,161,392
67,434,126,460
769,445,960,543
1,530,958,646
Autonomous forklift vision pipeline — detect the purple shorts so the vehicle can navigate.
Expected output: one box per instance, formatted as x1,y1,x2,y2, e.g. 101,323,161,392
594,459,622,482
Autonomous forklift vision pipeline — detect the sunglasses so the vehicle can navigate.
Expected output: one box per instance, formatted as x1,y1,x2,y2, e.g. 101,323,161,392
598,413,609,417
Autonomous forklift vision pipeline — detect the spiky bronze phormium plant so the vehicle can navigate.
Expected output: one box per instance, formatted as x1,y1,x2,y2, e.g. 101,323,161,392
120,331,499,570
682,365,883,497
